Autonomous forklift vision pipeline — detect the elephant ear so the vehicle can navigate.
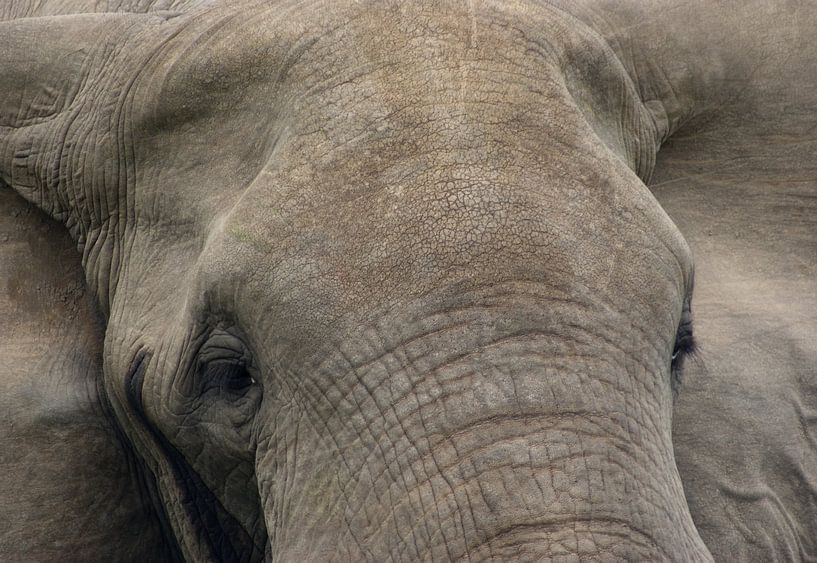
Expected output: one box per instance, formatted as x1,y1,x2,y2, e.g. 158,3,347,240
2,11,260,562
0,12,183,560
0,12,175,236
644,5,817,559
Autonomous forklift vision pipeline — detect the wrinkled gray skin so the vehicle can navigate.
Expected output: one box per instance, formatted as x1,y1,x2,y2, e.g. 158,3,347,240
1,1,815,561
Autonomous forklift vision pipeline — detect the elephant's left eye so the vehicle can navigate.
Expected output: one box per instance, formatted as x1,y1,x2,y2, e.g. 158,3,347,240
670,298,696,389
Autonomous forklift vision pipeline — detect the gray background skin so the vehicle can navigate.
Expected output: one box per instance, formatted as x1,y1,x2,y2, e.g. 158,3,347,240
0,0,815,561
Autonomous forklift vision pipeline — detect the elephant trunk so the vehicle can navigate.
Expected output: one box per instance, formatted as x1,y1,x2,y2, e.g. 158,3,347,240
254,286,712,561
257,383,710,560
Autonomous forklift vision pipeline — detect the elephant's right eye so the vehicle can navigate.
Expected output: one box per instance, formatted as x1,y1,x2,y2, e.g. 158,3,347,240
202,360,256,395
196,329,258,397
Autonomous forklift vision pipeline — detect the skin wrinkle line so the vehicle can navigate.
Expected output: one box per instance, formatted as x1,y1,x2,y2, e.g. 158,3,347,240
348,354,636,455
410,347,473,562
255,361,387,556
371,429,659,523
332,345,420,552
308,295,599,373
339,344,449,560
294,320,668,504
122,348,186,561
460,519,662,559
300,339,444,558
321,323,665,425
374,335,465,561
294,350,676,552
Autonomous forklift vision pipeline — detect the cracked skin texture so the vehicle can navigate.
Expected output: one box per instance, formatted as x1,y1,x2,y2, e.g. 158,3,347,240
0,0,815,561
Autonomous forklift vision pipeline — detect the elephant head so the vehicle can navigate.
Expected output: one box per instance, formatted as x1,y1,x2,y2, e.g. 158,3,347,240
5,0,783,560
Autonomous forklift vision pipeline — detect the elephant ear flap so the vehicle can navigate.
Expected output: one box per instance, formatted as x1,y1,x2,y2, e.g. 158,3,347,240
0,12,167,229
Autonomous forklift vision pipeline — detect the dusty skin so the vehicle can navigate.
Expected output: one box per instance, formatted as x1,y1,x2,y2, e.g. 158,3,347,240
1,1,815,561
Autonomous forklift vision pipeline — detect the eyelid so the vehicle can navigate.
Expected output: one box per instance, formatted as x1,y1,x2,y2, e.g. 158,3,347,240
197,329,251,366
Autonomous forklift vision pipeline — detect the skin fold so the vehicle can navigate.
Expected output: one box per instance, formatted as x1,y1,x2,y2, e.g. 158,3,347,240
0,1,814,561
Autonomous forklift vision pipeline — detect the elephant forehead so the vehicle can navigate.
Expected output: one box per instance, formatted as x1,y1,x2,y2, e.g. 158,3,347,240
127,0,654,235
207,113,683,318
175,0,688,339
197,142,689,348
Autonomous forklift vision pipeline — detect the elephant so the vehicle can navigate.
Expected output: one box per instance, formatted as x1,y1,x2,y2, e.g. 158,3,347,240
1,0,815,560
